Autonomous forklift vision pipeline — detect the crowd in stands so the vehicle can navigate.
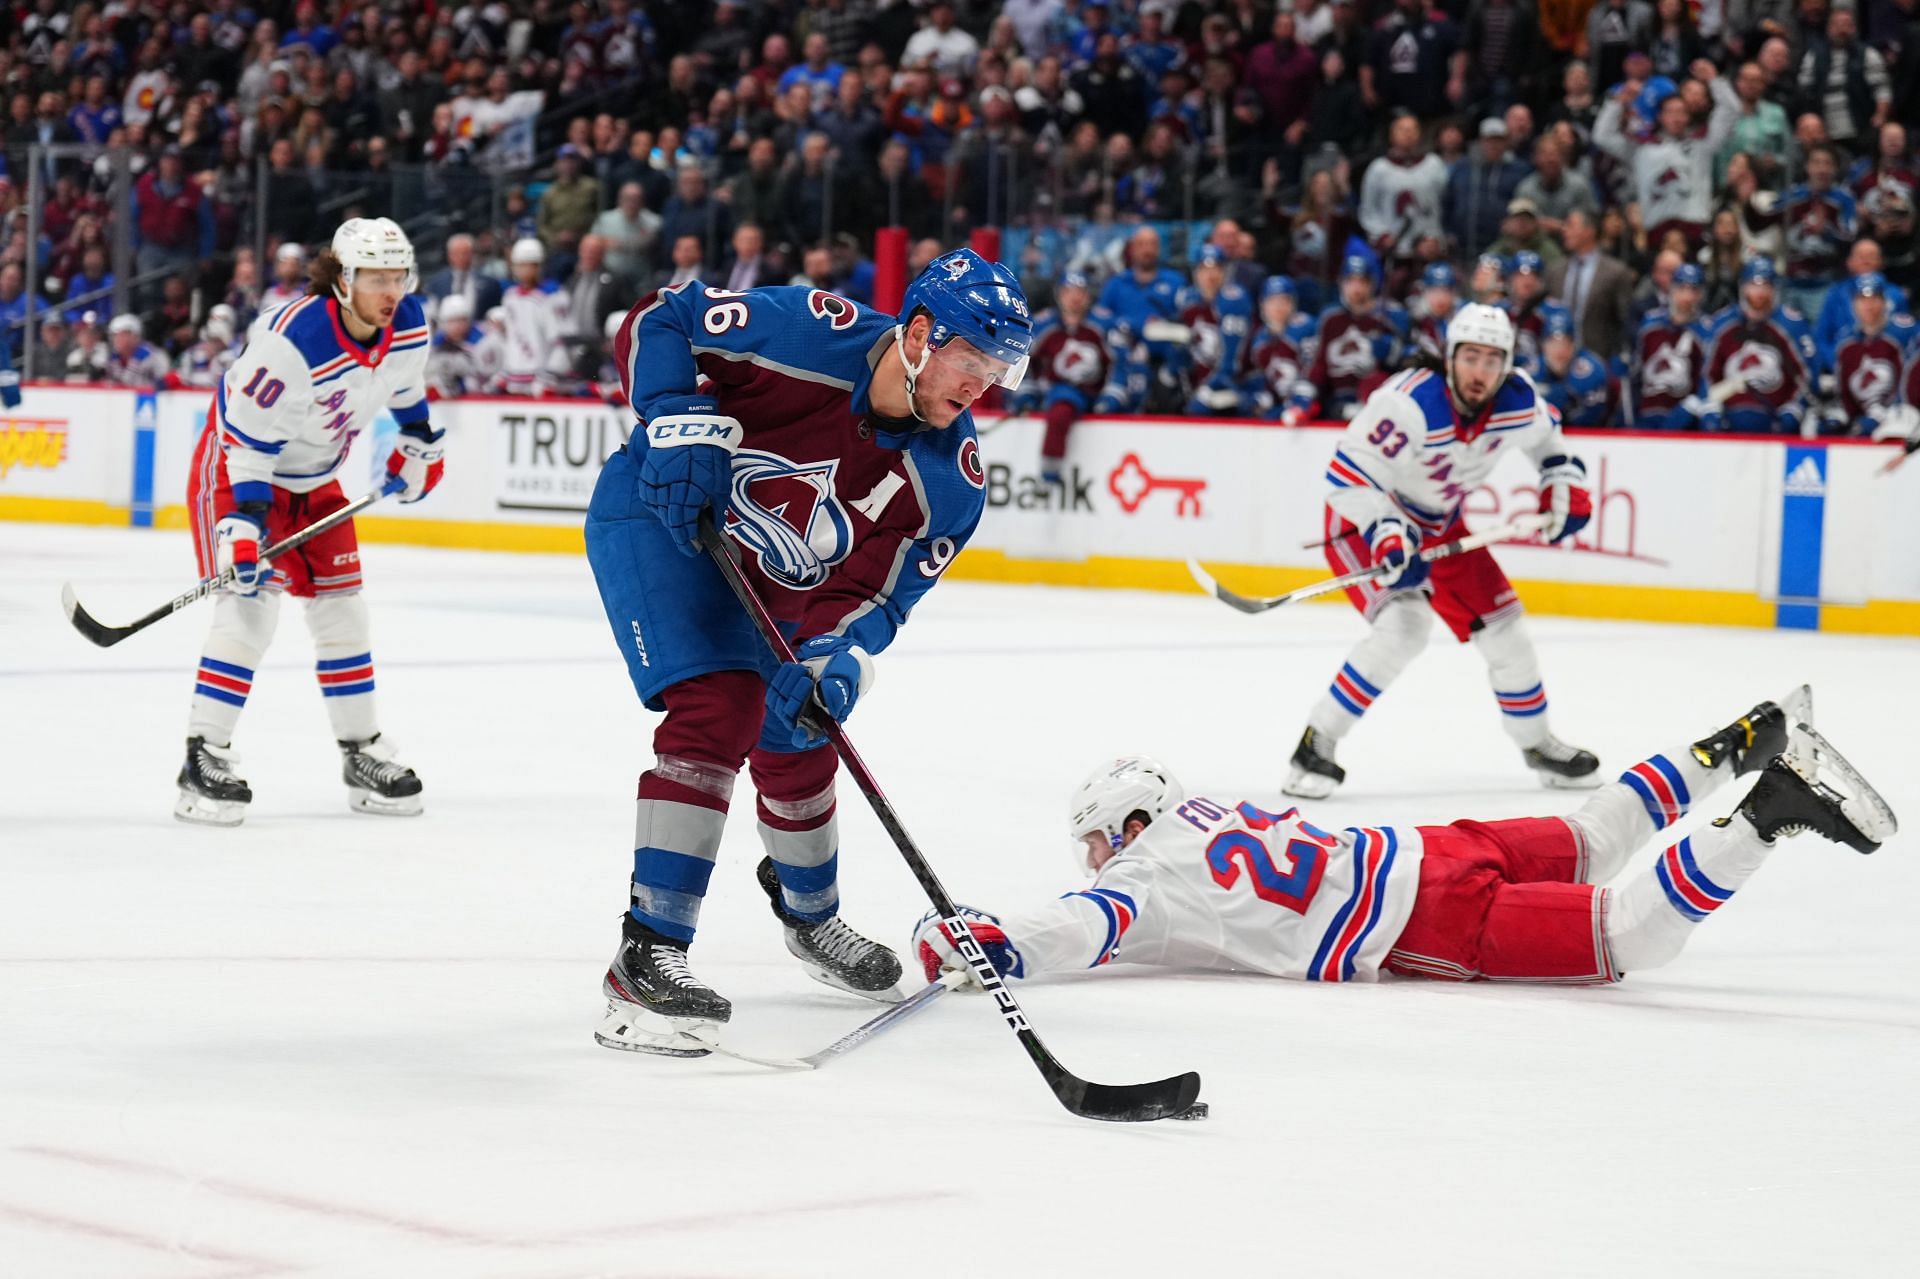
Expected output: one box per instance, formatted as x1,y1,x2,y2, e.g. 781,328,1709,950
11,0,1920,440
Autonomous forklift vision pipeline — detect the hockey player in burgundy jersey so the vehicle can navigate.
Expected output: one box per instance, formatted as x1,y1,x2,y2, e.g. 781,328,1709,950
588,249,1033,1055
1535,310,1618,427
1410,261,1460,359
1283,304,1600,797
1283,253,1409,423
1630,263,1712,430
1173,244,1255,415
1824,273,1919,436
1700,258,1817,434
1239,276,1316,418
1009,271,1133,480
915,691,1894,990
1503,252,1572,378
176,218,440,827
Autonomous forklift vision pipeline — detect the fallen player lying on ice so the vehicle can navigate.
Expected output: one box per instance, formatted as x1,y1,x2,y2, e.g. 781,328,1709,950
916,690,1896,986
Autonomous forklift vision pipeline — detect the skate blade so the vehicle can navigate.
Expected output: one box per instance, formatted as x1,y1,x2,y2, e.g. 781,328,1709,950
1793,726,1898,846
348,788,424,817
1778,685,1816,769
1537,769,1605,790
1281,770,1339,800
794,962,906,1004
593,1000,719,1058
173,791,246,826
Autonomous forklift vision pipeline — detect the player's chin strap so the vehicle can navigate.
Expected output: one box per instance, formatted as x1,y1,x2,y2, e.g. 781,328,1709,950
868,323,937,447
893,322,935,424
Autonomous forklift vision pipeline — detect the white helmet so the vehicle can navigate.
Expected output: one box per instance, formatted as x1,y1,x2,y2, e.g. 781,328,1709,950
204,303,236,344
108,313,142,338
1068,756,1183,873
439,293,473,323
510,237,546,267
604,308,627,343
330,216,416,302
1444,302,1515,392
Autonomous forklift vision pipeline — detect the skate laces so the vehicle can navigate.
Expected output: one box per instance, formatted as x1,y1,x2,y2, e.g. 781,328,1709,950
198,743,243,783
348,741,412,785
803,917,873,967
1535,737,1582,762
650,945,714,992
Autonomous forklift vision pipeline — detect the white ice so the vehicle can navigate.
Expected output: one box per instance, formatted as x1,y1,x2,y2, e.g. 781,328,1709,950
3,522,1917,1278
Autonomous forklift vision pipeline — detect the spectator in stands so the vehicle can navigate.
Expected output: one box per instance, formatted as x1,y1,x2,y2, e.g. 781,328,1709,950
1464,0,1545,116
146,275,197,358
592,183,663,281
870,138,937,239
1445,118,1530,259
1514,135,1598,242
829,232,876,304
562,235,633,343
1245,11,1317,153
659,233,704,289
953,88,1030,230
62,245,115,324
1588,0,1657,89
1492,201,1567,274
1070,34,1148,142
30,313,71,377
425,234,505,323
1365,0,1468,120
1596,66,1737,254
780,32,847,111
1700,208,1749,310
721,223,773,292
1721,60,1794,188
537,145,603,256
907,236,944,277
789,241,835,290
781,130,856,251
657,164,732,270
903,2,981,77
1360,113,1449,273
65,313,107,383
1797,2,1891,155
377,49,444,161
726,137,786,238
104,313,170,386
0,264,27,356
1549,207,1639,359
817,69,886,165
131,147,214,299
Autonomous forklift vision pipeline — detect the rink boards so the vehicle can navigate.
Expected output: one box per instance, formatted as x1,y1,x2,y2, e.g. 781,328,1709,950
2,385,1915,634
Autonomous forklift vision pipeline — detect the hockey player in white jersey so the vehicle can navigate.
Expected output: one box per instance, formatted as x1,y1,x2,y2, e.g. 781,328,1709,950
917,691,1895,988
1282,303,1600,798
176,217,443,825
499,237,571,396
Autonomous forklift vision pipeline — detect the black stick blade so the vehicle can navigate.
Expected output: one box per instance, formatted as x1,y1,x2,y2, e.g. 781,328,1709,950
1047,1065,1204,1123
60,583,132,648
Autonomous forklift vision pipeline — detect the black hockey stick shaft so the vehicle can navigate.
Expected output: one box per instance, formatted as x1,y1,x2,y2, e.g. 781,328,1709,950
698,514,1200,1122
61,477,401,648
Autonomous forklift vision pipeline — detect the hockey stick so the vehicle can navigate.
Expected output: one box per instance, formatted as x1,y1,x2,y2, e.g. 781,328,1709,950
1188,513,1551,615
60,476,403,648
696,970,971,1071
698,514,1202,1123
1877,437,1919,475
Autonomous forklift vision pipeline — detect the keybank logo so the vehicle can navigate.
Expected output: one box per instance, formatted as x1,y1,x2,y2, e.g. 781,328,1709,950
0,418,69,478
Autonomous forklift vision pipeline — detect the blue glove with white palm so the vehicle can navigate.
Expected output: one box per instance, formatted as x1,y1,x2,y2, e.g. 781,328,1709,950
762,634,875,751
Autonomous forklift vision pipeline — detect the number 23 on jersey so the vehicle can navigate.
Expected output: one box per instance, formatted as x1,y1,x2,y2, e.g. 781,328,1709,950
1179,797,1332,914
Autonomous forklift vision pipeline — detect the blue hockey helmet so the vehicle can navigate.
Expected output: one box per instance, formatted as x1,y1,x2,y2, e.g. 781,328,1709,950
1853,270,1890,298
1637,76,1679,122
1195,243,1229,269
1511,250,1544,277
899,248,1034,390
1057,270,1091,294
1476,252,1511,280
1543,309,1575,341
1262,274,1298,300
1672,263,1706,289
1739,256,1778,286
1340,252,1376,281
1422,261,1458,291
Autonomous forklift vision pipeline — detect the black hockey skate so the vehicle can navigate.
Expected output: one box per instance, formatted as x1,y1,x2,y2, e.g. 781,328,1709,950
174,736,251,826
756,856,904,1002
1282,727,1344,799
1691,685,1813,776
595,914,732,1057
1523,736,1602,789
340,734,424,816
1731,732,1897,855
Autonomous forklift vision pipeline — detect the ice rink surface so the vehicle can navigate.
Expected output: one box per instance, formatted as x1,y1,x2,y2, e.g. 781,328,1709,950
4,522,1917,1278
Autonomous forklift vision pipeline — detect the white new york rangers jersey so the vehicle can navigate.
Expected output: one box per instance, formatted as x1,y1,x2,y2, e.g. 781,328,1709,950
500,280,570,393
1323,365,1574,541
215,292,432,495
1001,796,1424,982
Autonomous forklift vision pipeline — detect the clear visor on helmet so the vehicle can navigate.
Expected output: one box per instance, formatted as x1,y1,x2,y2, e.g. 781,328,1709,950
929,337,1028,391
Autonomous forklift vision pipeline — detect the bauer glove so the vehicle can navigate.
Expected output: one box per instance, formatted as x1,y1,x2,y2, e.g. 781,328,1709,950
1536,454,1592,544
762,635,874,751
912,906,1023,985
637,407,742,556
384,425,446,504
215,504,270,596
1366,516,1428,590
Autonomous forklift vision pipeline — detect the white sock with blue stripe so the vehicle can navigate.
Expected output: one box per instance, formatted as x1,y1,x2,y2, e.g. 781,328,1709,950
309,593,379,742
1472,614,1553,749
1308,600,1431,738
1567,744,1726,882
1606,814,1773,973
188,591,280,743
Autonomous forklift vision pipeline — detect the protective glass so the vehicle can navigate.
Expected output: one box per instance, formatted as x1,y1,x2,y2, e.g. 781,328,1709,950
930,338,1028,391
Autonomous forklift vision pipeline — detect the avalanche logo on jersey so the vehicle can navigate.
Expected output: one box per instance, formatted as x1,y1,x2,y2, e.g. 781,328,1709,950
1849,355,1898,407
1728,341,1785,394
1052,335,1105,387
1326,329,1377,379
1643,337,1696,397
1190,318,1223,372
1261,350,1301,397
726,451,857,589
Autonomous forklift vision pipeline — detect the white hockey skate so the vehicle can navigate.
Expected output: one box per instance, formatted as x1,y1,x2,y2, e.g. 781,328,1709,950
340,735,424,816
174,736,251,827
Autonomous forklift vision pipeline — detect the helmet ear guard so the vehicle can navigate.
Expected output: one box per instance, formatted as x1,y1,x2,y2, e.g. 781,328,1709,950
894,249,1035,415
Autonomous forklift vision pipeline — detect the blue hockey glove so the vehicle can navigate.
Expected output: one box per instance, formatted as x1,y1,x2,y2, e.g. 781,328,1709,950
762,635,875,751
215,504,270,596
636,410,742,555
912,906,1023,985
1366,517,1428,590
